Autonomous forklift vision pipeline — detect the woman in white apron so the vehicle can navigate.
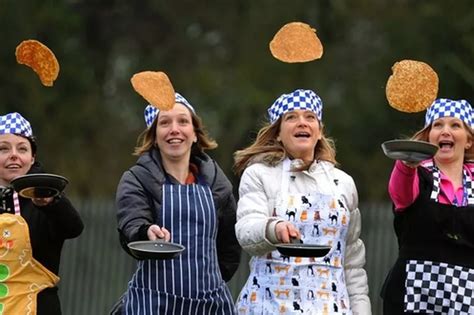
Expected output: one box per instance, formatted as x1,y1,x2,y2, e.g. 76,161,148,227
0,112,84,315
234,89,371,314
116,93,240,314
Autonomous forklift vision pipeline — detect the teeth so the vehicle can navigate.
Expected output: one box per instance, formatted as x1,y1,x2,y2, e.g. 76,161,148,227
439,142,453,149
168,139,183,144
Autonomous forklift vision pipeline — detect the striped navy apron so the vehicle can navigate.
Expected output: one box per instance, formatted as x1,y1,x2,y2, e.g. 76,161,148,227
123,179,235,315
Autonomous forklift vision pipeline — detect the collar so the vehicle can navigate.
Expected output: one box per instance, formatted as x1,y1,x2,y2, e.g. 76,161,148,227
185,163,199,184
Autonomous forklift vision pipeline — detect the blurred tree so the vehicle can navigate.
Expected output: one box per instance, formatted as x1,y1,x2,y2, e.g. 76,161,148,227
0,0,472,201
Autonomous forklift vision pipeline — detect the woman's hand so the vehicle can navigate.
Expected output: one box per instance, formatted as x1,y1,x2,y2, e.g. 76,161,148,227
31,197,54,207
275,221,300,243
147,224,171,242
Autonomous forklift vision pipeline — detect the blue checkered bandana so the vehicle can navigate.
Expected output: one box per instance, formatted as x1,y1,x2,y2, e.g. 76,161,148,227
267,89,323,124
0,112,33,137
143,92,195,127
425,98,474,129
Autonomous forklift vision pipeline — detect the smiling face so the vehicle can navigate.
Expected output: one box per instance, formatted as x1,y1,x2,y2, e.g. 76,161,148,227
429,117,472,164
278,109,321,163
155,103,197,164
0,134,35,186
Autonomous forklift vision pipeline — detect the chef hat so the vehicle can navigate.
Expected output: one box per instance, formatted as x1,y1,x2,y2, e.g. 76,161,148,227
0,112,33,137
425,98,474,129
267,89,323,124
144,92,195,127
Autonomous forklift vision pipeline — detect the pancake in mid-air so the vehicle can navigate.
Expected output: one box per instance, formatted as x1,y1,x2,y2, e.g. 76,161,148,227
16,39,60,87
386,59,439,113
269,22,323,63
131,71,176,111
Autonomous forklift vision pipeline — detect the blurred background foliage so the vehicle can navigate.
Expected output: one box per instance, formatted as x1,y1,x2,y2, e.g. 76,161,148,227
0,0,473,202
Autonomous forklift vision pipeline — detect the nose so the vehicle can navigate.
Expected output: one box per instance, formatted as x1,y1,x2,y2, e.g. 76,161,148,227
297,116,308,126
169,121,180,133
8,148,19,160
440,125,452,135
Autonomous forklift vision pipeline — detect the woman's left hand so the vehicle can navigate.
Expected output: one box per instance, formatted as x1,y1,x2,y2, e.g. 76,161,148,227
32,197,54,207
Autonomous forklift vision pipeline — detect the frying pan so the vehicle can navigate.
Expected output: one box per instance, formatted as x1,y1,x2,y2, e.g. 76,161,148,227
127,240,185,260
10,173,69,198
276,238,331,258
381,140,438,163
276,243,331,258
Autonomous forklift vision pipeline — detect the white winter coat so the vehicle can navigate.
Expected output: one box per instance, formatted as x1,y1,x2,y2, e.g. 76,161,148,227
235,159,372,315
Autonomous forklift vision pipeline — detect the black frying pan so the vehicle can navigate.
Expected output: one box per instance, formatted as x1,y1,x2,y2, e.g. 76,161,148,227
127,240,185,260
10,173,68,198
381,140,438,163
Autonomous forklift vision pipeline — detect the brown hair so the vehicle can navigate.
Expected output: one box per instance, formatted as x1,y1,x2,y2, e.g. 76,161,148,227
411,122,474,162
233,118,337,176
133,110,217,156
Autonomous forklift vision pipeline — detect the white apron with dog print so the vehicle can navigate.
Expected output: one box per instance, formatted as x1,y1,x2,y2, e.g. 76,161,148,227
237,159,352,315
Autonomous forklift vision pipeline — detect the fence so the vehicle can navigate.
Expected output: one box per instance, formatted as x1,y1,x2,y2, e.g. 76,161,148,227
58,199,397,315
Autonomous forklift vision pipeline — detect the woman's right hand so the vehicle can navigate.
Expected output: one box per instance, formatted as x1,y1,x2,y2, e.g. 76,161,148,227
147,224,171,241
275,221,300,243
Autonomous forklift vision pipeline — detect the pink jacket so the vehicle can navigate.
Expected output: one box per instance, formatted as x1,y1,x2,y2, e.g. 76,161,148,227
389,160,474,211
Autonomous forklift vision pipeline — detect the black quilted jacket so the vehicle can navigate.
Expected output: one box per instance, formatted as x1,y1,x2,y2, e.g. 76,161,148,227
116,148,241,281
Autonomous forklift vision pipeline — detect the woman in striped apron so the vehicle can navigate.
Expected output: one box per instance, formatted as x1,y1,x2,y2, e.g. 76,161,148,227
233,89,371,314
382,98,474,314
116,93,240,314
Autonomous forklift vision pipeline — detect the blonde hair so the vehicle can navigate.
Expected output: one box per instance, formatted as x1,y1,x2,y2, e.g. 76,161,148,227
133,110,217,156
411,122,474,162
233,118,337,176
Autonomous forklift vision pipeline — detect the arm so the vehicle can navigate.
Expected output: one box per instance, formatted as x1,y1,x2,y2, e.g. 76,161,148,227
216,191,241,282
343,177,372,315
209,161,241,281
38,194,83,239
235,165,282,256
388,160,419,211
116,171,155,244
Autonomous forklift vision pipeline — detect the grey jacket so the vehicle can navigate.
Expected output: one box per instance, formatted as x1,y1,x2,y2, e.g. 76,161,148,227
116,148,240,281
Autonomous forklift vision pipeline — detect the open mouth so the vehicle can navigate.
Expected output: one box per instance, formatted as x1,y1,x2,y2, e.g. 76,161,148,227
5,164,22,169
294,132,310,138
438,140,454,150
167,138,184,144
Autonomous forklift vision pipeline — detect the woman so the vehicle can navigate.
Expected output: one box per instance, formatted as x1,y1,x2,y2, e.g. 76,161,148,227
234,89,371,314
0,112,84,315
116,93,240,314
382,98,474,314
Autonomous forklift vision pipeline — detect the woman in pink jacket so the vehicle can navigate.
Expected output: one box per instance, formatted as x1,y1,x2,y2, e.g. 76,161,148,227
382,98,474,314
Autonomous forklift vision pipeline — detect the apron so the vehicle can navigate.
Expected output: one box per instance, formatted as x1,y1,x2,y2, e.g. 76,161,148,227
123,179,235,315
237,159,352,315
403,164,474,314
0,192,59,315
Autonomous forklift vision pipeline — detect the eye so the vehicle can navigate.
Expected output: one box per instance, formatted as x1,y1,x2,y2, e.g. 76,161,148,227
432,121,443,128
305,114,317,121
178,118,191,125
157,119,170,126
284,114,297,121
451,122,462,129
